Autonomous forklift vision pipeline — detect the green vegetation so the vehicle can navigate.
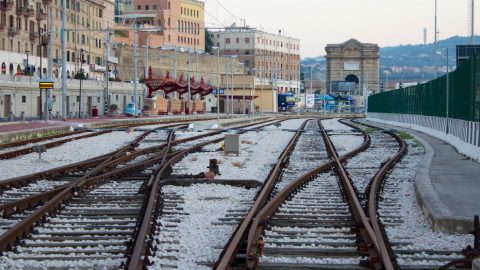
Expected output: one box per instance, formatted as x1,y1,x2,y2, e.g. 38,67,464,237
205,29,214,54
114,29,127,38
398,131,414,140
365,127,377,134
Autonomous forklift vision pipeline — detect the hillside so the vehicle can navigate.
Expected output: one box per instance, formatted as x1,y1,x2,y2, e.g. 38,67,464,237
301,35,478,81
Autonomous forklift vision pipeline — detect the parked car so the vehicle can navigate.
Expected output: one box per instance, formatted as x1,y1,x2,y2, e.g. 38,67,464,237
124,103,141,116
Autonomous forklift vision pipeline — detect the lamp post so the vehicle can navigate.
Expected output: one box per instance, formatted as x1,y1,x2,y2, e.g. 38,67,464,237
231,55,237,118
187,48,191,114
77,49,85,118
212,46,220,122
25,50,30,74
144,28,161,99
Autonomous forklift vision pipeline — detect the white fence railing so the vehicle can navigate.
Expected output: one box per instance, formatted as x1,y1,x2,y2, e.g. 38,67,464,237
367,113,480,161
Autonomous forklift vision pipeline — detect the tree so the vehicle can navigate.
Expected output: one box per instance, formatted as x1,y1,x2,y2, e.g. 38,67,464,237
205,29,214,54
74,70,86,80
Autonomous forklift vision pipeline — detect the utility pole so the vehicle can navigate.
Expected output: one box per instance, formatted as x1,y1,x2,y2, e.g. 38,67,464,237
226,60,229,116
446,48,450,134
45,5,53,121
471,0,475,45
187,48,191,114
231,56,235,117
133,23,138,113
61,0,67,118
434,0,438,78
104,30,111,115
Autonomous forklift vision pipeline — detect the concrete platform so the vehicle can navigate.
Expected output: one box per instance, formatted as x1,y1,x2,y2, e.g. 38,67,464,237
363,119,480,234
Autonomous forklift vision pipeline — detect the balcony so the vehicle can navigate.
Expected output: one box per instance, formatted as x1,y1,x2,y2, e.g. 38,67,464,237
29,31,38,41
24,6,34,17
0,0,14,11
8,27,19,36
41,0,52,4
36,9,47,20
40,33,50,45
16,6,23,15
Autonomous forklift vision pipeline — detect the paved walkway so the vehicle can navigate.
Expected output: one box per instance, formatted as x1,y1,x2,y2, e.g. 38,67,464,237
364,119,480,233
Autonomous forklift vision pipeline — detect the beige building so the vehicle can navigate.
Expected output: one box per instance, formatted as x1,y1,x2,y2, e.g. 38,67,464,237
118,0,205,51
0,0,115,80
210,28,301,94
325,39,380,98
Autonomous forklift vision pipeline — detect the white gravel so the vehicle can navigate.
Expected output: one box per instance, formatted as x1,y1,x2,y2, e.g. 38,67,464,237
330,135,364,156
149,184,257,270
172,129,295,182
321,118,353,131
0,131,141,181
263,118,307,130
380,139,472,266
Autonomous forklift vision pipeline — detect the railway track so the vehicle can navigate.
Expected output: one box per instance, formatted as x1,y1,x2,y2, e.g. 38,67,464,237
350,120,476,270
0,118,276,269
125,119,286,270
0,121,193,160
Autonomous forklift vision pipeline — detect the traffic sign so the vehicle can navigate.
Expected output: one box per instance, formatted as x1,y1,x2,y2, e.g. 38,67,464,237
212,89,225,95
35,77,55,89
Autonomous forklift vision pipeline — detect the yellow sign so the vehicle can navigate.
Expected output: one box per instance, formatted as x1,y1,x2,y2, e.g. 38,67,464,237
39,82,54,89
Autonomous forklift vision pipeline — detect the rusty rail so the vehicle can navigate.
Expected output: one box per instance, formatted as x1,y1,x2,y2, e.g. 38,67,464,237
0,130,86,150
125,118,283,269
366,130,407,270
0,130,112,160
244,119,374,269
0,118,274,255
213,119,309,269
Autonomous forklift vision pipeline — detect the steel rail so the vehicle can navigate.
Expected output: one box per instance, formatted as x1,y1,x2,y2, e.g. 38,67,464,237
244,119,374,269
0,130,86,150
0,119,275,254
213,119,309,270
366,130,407,270
126,119,285,270
0,130,112,160
0,119,273,217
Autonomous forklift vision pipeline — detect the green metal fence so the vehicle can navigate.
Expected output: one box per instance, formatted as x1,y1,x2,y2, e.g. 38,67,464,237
368,55,480,122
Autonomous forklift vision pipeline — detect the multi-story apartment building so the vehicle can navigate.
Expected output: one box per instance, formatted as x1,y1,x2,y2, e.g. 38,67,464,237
210,28,301,94
119,0,205,51
0,0,114,80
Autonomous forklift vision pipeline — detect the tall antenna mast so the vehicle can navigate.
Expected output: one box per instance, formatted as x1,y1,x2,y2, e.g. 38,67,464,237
470,0,475,44
423,28,427,45
434,0,438,78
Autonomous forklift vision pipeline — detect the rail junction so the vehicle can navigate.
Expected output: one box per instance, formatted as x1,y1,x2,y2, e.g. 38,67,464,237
0,117,478,270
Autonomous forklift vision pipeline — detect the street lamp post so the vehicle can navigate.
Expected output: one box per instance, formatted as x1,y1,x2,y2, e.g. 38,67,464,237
225,60,229,116
78,49,85,118
187,48,191,114
231,56,236,118
212,46,220,122
25,50,30,74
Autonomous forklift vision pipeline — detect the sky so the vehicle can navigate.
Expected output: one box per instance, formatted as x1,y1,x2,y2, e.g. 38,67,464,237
204,0,476,57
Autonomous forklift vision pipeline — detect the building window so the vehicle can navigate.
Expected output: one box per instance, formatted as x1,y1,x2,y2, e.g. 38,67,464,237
153,5,156,9
145,5,149,10
97,97,100,103
21,96,26,103
236,38,239,44
245,37,250,44
226,38,230,44
137,5,141,9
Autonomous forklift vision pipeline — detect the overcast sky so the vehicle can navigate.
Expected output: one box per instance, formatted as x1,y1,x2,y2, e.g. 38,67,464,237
204,0,475,57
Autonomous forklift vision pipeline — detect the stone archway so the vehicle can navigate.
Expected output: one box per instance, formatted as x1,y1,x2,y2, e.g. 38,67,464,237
345,74,359,84
9,63,13,74
1,62,6,74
